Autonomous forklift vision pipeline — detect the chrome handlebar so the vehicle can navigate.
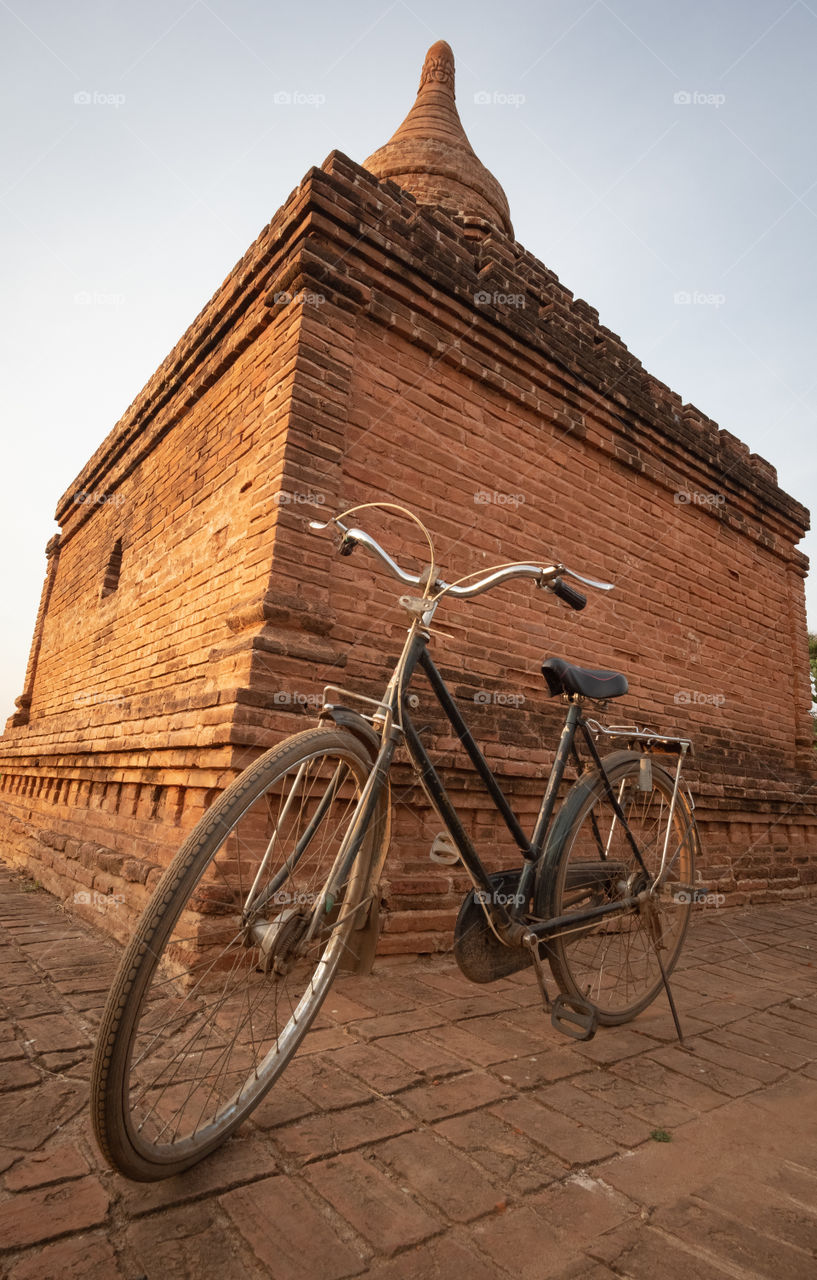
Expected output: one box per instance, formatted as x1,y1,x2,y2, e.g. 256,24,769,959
310,517,615,602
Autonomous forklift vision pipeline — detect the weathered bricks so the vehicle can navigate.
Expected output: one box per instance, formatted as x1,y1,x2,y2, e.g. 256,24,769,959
0,127,814,957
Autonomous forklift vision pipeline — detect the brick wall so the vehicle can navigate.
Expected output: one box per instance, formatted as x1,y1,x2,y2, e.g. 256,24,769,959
1,150,814,949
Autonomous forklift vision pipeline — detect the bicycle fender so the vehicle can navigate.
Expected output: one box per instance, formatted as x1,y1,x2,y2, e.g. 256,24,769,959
318,705,382,760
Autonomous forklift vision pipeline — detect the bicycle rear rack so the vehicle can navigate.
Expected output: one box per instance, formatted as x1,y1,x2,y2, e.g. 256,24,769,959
584,719,694,757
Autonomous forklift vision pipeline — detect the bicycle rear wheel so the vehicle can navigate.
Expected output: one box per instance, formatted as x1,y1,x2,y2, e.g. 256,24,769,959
91,727,386,1181
538,750,698,1024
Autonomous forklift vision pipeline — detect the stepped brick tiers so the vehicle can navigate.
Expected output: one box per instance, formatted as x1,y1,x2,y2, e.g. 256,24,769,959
1,42,814,953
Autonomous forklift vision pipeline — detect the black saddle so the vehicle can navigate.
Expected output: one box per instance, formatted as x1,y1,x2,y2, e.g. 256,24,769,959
542,656,628,701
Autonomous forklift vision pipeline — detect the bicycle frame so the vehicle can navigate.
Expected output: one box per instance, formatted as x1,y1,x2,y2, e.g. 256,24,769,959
321,619,674,953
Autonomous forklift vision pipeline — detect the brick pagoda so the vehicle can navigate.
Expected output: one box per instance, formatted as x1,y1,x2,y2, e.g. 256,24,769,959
1,42,814,950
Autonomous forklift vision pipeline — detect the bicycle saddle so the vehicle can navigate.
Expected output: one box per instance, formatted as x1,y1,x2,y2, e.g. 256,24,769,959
542,656,628,701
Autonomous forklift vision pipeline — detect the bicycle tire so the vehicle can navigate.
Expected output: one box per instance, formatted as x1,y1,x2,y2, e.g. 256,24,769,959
537,750,698,1024
91,726,387,1181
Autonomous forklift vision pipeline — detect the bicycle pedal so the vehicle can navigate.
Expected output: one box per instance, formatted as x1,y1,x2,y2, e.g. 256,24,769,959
551,994,598,1042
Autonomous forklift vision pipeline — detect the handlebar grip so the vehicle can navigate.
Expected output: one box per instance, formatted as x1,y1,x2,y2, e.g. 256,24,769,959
551,577,587,611
338,533,358,557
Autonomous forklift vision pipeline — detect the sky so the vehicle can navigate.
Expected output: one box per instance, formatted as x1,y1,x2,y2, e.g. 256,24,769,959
1,0,815,718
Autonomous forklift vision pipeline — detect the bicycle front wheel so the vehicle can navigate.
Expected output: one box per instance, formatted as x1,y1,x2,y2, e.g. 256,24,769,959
91,726,386,1181
538,750,698,1024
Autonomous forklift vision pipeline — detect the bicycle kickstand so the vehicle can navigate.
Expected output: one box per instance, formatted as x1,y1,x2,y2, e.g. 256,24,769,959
640,895,685,1046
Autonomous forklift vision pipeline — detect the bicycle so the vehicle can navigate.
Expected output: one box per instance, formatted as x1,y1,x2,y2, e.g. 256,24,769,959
91,502,701,1180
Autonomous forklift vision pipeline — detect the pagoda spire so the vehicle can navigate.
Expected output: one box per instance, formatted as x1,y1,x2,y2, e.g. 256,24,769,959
364,41,514,238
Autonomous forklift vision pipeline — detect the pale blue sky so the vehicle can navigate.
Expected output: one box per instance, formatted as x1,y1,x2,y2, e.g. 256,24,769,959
1,0,815,716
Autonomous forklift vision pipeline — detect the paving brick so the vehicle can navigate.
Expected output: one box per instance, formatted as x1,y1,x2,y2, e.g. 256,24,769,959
472,1178,634,1278
4,1142,90,1191
687,1034,785,1083
433,1109,564,1194
612,1056,726,1112
0,1080,87,1150
653,1194,815,1277
691,1173,817,1255
306,1150,440,1254
329,1040,424,1093
127,1200,263,1280
221,1176,365,1278
572,1071,697,1130
0,1173,109,1248
349,1007,447,1041
285,1056,372,1110
535,1080,652,1149
589,1222,734,1279
646,1044,758,1099
0,1059,41,1090
454,1013,543,1060
376,1130,502,1222
705,1023,808,1070
421,1020,519,1067
488,1047,587,1089
7,1234,124,1280
572,1027,657,1065
371,1031,463,1077
274,1100,413,1162
435,992,518,1021
398,1069,512,1122
121,1135,278,1216
18,1013,90,1054
490,1097,619,1166
247,1083,318,1129
363,1233,501,1280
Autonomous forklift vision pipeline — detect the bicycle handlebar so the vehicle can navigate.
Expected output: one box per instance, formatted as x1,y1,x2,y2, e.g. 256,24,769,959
309,517,614,607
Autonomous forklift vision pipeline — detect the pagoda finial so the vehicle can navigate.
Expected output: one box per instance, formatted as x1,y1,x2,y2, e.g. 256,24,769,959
363,41,513,238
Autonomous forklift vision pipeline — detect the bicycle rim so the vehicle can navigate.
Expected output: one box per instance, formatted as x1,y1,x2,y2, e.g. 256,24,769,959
92,728,380,1178
543,756,697,1023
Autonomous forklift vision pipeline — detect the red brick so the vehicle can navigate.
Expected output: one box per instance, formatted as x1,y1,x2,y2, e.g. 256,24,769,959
221,1176,365,1278
0,1174,109,1248
375,1130,503,1222
0,39,814,956
306,1151,439,1254
8,1235,123,1280
4,1142,89,1191
274,1100,413,1163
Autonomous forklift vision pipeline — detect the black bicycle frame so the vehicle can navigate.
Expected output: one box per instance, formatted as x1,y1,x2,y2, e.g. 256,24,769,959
328,624,643,945
370,629,637,940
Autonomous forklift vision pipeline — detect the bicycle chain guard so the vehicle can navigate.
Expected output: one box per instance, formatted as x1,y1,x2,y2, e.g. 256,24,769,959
453,870,535,984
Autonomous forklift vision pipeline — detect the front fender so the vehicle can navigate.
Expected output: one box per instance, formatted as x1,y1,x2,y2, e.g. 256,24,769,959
318,704,382,759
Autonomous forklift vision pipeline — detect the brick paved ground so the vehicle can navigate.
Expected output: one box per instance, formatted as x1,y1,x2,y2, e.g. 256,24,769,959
1,860,817,1278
